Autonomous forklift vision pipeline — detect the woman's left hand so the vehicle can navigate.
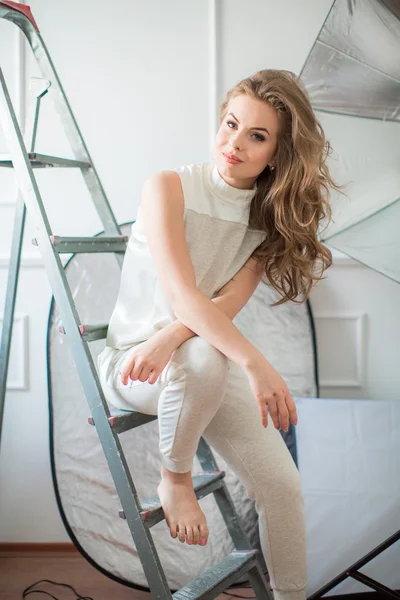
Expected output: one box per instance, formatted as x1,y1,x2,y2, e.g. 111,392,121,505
119,331,178,386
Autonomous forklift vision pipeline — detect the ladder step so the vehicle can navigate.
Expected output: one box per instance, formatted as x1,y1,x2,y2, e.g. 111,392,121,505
32,235,128,253
88,408,157,430
59,322,109,341
119,471,226,529
109,408,156,432
0,152,91,169
172,550,259,599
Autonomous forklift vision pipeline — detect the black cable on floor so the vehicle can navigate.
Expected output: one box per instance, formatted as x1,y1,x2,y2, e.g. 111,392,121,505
22,579,93,600
22,578,258,600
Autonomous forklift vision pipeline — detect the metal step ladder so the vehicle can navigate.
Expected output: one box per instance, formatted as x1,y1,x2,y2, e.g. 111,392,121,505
0,3,273,598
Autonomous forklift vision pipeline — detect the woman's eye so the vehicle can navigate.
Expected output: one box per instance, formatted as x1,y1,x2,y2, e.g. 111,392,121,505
226,120,265,142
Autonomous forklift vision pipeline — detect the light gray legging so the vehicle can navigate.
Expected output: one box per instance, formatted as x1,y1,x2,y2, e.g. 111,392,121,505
97,336,307,600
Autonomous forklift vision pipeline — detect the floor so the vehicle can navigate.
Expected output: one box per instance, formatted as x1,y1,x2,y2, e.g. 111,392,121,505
0,550,262,600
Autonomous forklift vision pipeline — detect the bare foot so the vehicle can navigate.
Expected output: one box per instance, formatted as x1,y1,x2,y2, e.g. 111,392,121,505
157,465,209,546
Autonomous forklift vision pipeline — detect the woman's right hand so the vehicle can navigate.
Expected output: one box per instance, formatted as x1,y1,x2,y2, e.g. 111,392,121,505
119,329,178,385
244,354,298,431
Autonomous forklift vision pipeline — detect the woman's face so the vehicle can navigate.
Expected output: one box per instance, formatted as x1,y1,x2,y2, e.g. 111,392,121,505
214,94,279,190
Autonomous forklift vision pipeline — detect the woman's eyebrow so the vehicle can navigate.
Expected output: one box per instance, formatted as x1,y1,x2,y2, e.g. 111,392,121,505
228,112,270,135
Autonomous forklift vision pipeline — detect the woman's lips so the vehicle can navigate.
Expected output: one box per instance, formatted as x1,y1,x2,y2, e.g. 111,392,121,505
223,153,242,164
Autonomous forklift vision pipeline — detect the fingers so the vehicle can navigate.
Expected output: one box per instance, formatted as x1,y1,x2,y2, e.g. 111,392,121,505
119,361,132,385
259,390,298,431
268,394,281,430
273,390,298,430
286,392,298,426
127,365,152,383
257,399,269,428
119,355,143,384
135,365,152,382
120,360,158,385
148,370,159,384
275,391,289,431
127,359,144,381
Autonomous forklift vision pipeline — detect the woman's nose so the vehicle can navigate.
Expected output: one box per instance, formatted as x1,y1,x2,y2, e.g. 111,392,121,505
230,136,241,150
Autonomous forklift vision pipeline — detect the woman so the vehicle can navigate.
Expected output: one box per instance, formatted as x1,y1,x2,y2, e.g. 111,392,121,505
97,69,345,599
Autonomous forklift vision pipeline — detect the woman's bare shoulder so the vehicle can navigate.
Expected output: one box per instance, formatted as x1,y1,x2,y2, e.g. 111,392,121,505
140,169,185,216
144,169,182,190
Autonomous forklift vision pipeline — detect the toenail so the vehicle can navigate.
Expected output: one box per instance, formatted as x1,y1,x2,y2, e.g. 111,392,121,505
200,538,206,545
188,540,193,544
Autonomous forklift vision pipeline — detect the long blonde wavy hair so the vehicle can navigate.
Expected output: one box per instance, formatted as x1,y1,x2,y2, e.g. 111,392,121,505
219,69,348,307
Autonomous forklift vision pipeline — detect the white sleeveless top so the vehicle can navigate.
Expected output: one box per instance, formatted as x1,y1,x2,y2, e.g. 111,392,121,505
105,160,267,351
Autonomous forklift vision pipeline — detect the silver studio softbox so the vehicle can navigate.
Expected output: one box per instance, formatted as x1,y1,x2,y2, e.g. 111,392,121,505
300,0,400,283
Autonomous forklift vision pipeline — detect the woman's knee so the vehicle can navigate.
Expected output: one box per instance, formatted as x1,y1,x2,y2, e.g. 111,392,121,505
278,463,302,497
243,460,303,511
169,336,229,387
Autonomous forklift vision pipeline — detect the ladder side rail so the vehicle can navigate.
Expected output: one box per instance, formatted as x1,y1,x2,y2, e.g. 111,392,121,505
91,403,173,599
0,5,124,245
0,194,26,446
246,562,273,600
0,66,173,598
0,83,46,446
30,29,124,241
196,438,253,551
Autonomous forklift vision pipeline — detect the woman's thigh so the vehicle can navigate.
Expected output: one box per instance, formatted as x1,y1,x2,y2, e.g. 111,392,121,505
97,337,230,417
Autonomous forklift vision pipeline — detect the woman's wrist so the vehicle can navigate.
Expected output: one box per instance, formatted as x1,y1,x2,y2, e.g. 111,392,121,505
241,348,268,373
159,319,197,349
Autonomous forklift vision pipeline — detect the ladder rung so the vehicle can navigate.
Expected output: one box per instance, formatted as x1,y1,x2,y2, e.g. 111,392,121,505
79,323,108,341
32,235,128,253
0,152,91,169
119,471,226,528
59,322,108,341
109,408,157,432
172,550,259,599
88,409,157,430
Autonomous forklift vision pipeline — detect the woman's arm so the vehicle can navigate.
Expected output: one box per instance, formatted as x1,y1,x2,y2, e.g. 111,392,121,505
159,256,264,349
141,171,264,371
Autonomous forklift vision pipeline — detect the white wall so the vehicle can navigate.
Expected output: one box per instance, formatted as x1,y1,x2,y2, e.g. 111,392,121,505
0,0,399,543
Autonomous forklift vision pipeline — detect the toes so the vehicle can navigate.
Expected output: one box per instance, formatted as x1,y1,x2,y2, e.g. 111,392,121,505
199,523,209,546
170,523,178,539
177,523,186,543
192,526,200,545
185,526,194,545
